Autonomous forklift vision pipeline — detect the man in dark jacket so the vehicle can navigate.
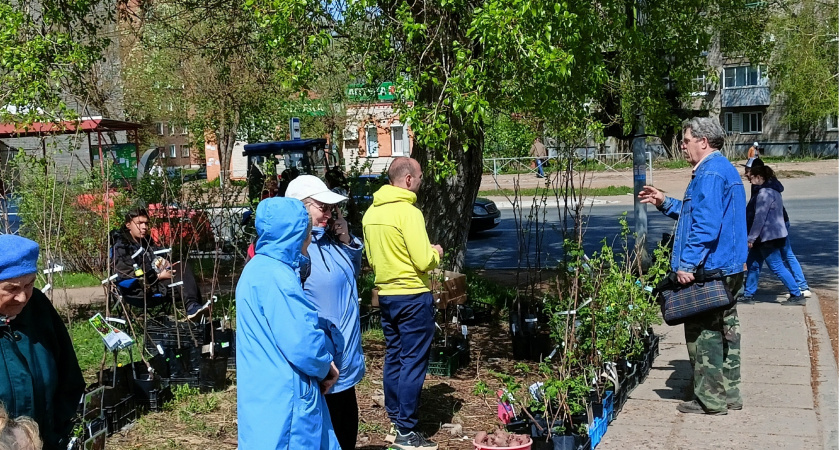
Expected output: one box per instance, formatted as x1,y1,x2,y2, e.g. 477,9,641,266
111,207,209,319
0,234,85,449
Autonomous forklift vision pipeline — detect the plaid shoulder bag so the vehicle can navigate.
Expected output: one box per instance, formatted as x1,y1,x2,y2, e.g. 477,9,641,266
654,267,735,326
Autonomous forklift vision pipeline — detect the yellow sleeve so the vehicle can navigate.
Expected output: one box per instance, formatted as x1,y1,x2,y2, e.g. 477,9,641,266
403,207,440,273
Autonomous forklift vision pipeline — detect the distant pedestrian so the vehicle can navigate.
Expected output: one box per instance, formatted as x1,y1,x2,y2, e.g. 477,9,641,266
639,117,746,415
286,175,366,450
236,197,341,450
744,162,807,305
362,157,442,449
530,138,548,178
748,141,760,159
741,158,810,302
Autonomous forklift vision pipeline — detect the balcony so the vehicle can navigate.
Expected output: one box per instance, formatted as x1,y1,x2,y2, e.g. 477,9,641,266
721,86,770,108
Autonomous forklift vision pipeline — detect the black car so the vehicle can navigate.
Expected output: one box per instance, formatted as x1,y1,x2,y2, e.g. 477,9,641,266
351,174,501,233
471,197,501,232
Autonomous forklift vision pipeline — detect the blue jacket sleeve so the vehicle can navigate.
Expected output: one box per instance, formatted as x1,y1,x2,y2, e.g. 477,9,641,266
659,197,682,220
678,173,726,272
748,188,773,244
260,277,333,380
340,235,364,276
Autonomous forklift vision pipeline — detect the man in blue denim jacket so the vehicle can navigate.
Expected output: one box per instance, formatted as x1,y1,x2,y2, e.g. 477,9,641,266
639,117,747,415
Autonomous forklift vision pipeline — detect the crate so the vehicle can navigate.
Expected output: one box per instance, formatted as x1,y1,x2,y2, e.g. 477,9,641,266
359,309,382,334
457,301,493,325
148,385,173,412
169,375,200,390
588,413,609,448
427,347,465,377
601,390,614,422
105,394,138,435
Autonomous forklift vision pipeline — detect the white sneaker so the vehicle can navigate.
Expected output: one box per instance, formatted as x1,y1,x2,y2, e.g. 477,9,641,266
785,290,812,299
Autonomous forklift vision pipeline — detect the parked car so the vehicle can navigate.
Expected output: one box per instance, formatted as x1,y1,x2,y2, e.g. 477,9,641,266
471,197,501,232
350,174,501,233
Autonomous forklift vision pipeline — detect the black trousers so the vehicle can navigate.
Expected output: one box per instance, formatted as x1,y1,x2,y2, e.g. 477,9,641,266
325,386,359,450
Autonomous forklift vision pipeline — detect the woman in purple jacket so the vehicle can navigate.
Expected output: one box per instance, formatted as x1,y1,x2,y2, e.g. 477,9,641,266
745,165,806,305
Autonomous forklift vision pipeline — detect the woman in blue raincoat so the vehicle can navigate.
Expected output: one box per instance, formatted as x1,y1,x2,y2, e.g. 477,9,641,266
236,197,340,450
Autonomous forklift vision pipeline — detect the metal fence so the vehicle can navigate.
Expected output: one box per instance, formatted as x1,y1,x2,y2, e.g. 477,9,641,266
483,152,653,185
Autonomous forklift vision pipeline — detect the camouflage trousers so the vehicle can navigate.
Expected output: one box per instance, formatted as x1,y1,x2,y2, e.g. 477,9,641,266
684,272,744,412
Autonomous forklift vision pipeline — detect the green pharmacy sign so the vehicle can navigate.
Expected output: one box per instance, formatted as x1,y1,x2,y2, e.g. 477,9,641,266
347,82,397,102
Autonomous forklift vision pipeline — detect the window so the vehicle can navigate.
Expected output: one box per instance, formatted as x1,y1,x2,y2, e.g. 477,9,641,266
365,125,379,157
181,126,188,136
391,124,409,156
156,122,165,136
724,112,763,134
741,112,763,133
827,114,838,131
181,145,190,158
723,65,767,88
691,74,709,96
169,145,177,158
169,122,175,136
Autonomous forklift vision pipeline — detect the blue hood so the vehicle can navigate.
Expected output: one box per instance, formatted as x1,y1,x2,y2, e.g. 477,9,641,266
255,197,308,265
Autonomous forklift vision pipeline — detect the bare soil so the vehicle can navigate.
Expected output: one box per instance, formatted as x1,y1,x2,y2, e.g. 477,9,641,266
106,272,543,450
814,288,839,363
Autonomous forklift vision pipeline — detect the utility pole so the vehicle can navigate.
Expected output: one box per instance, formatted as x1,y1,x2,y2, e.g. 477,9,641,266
632,114,651,270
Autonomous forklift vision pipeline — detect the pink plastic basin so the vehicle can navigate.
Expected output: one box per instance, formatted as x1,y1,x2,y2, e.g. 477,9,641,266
473,436,532,450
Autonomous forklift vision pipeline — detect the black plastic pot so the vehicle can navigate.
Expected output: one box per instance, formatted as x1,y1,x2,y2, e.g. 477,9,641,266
199,355,228,393
533,434,590,450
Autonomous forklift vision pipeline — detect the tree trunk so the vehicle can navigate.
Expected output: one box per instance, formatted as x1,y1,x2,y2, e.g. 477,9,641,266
415,128,484,272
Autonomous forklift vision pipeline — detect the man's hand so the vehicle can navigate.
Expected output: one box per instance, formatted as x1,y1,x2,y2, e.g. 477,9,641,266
431,244,444,259
320,362,339,394
638,185,665,208
157,268,176,280
747,241,753,249
676,270,695,285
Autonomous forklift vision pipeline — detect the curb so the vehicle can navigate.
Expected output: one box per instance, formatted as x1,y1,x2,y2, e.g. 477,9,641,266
484,196,616,210
804,293,839,450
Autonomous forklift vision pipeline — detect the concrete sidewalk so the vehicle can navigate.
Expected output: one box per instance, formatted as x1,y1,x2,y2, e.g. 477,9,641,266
598,292,838,450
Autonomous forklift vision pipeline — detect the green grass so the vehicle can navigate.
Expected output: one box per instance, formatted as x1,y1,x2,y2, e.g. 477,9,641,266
69,319,138,379
465,269,516,311
362,328,385,345
653,159,691,170
479,185,634,197
38,272,101,289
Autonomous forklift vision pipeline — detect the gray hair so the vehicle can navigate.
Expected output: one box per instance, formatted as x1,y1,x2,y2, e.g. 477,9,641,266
682,117,726,150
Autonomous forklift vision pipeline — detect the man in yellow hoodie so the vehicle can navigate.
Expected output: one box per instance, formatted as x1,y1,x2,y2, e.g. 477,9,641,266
362,157,442,450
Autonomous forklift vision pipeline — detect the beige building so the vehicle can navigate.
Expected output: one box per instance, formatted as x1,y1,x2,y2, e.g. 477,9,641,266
341,102,413,173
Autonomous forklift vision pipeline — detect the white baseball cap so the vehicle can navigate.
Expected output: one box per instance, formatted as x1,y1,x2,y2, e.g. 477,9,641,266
753,141,759,147
285,175,347,204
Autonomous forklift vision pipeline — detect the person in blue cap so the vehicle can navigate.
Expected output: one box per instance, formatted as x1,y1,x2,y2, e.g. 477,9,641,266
235,198,341,450
0,234,85,450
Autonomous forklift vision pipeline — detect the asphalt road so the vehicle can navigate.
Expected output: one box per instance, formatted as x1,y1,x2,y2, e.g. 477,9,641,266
466,196,839,289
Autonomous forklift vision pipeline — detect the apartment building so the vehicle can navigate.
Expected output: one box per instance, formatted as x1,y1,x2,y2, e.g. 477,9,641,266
695,48,838,156
151,121,202,169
